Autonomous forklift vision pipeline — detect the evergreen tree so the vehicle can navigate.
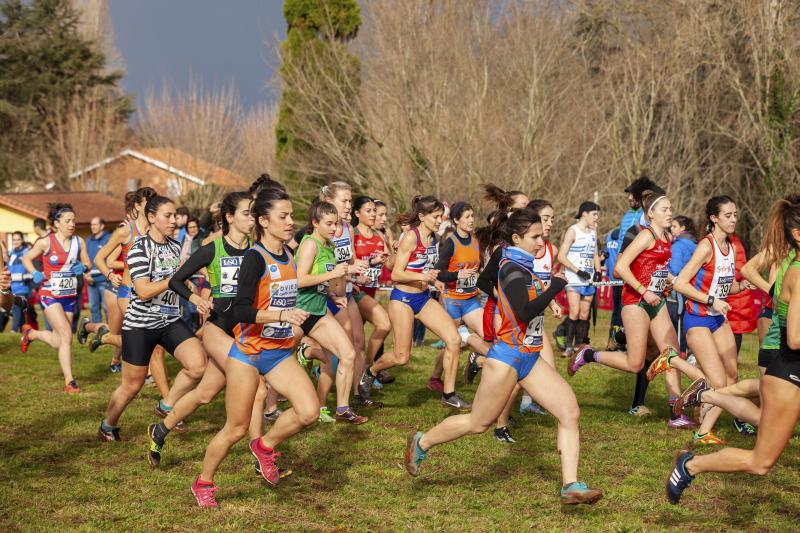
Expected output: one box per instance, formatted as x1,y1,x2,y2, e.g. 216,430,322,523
0,0,131,188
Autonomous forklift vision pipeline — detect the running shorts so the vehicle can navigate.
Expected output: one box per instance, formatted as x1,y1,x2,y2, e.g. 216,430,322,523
683,313,726,334
228,344,292,375
487,341,539,380
390,287,431,315
121,320,195,366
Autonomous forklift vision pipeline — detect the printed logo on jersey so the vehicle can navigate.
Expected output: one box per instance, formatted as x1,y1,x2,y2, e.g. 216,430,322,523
49,254,59,265
268,263,281,279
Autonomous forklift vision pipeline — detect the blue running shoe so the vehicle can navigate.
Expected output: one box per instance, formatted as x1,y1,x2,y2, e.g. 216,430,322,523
431,340,445,349
311,364,320,382
666,450,695,504
372,378,383,390
560,481,603,505
404,431,427,476
520,399,547,415
733,418,757,436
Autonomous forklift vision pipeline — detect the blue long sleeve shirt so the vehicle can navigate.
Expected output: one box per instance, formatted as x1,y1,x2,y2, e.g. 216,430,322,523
669,233,697,276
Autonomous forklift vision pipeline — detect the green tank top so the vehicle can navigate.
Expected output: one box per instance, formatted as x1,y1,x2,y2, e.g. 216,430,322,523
774,248,800,328
296,234,336,316
207,236,247,299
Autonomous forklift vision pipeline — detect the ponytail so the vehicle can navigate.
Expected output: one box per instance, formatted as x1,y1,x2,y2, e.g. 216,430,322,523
483,183,525,212
397,195,443,227
761,194,800,267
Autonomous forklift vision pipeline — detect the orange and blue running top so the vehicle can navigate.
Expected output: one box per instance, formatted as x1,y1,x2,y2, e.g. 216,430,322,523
233,243,298,355
442,232,481,299
686,234,736,317
495,247,546,354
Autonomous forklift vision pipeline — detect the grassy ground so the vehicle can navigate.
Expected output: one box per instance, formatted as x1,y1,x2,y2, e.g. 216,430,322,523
1,310,799,532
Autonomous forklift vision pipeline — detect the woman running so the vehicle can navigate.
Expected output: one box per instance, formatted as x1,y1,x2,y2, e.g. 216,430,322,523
670,196,747,445
405,208,603,505
20,203,92,393
568,192,700,428
191,186,318,508
146,191,278,466
295,200,368,423
313,183,372,403
359,195,470,409
428,201,491,395
352,196,393,374
98,195,208,441
558,201,601,357
666,195,800,504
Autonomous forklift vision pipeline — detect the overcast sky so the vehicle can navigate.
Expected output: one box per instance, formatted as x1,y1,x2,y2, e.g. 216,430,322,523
110,0,286,113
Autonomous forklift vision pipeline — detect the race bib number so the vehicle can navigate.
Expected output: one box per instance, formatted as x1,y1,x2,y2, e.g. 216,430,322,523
716,275,734,299
333,238,353,263
647,269,668,293
579,252,594,271
523,316,545,348
423,246,438,273
456,272,477,292
261,280,297,339
318,264,334,294
534,271,551,289
219,256,242,295
49,271,77,297
363,266,381,287
151,290,180,316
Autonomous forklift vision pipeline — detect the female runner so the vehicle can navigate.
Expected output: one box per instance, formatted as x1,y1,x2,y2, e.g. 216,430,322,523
667,195,800,504
295,200,367,423
352,196,393,373
568,192,700,428
670,196,747,445
97,196,208,440
405,209,603,505
191,186,319,508
359,196,470,410
317,183,371,403
146,191,283,466
91,187,173,404
20,203,92,393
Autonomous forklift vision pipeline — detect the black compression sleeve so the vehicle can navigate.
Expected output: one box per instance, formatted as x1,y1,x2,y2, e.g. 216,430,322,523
477,247,502,296
231,249,265,324
168,242,215,299
500,262,567,324
434,238,458,282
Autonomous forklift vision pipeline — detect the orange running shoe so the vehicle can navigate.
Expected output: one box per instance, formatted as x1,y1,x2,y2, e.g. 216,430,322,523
646,346,678,381
20,324,35,353
64,380,81,394
693,431,726,446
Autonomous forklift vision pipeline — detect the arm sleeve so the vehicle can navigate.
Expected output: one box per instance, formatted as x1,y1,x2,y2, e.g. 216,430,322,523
477,247,502,296
500,262,568,324
169,243,215,299
434,238,458,282
231,250,265,324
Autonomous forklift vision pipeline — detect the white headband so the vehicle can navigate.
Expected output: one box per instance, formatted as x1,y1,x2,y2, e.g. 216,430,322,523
648,196,667,215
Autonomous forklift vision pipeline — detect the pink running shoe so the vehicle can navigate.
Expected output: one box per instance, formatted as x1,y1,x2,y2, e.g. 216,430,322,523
667,414,698,430
250,439,281,486
191,476,219,508
426,377,444,393
568,345,592,376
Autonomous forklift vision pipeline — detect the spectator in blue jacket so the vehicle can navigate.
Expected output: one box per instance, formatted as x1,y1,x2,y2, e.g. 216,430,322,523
667,215,697,354
85,217,110,323
8,231,32,332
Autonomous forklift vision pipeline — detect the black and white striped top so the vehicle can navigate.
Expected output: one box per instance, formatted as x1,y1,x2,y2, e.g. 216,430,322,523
123,234,183,331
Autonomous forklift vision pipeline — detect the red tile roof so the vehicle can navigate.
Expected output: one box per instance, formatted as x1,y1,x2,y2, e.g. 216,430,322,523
0,192,126,226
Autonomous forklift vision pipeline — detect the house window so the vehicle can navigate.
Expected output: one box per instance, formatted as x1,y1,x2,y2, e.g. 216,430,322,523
85,178,95,191
166,177,183,198
126,178,140,192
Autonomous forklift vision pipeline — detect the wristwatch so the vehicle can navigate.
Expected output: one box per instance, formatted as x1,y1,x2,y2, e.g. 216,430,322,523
706,295,715,307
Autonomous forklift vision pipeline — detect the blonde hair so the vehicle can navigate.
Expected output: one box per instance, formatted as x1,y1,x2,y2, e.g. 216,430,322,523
320,181,352,201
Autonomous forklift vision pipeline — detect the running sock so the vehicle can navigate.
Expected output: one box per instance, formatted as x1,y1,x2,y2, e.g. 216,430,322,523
583,348,596,363
336,406,350,415
564,318,575,350
576,319,589,346
100,420,118,432
152,421,170,442
417,434,428,453
631,369,650,409
365,367,377,379
375,343,384,361
158,400,173,412
255,438,274,454
195,477,215,487
443,392,455,400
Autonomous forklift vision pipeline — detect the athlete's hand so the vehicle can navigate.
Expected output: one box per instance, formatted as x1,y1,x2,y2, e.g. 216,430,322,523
347,261,366,275
458,267,478,280
434,280,445,293
576,270,591,281
642,290,661,306
425,269,440,283
550,302,563,319
189,294,212,315
70,262,87,276
0,268,10,291
31,270,45,285
282,308,310,326
712,299,731,316
331,263,349,278
740,280,756,291
108,272,122,288
592,271,602,283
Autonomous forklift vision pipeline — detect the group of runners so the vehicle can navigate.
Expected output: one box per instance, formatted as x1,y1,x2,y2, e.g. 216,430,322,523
6,174,800,509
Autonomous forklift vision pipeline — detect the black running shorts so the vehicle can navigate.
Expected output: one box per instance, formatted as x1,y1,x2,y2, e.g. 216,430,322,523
765,333,800,389
301,313,325,336
121,320,195,366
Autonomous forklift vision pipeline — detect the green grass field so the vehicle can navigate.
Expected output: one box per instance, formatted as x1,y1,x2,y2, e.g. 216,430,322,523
1,311,799,532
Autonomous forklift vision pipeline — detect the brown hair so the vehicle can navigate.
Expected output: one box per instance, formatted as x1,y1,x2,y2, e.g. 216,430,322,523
397,195,444,227
483,183,526,211
761,195,800,266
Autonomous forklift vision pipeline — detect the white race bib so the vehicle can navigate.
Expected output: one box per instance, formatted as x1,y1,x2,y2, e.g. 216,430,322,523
261,279,297,339
647,269,668,293
333,238,353,263
49,271,77,297
151,290,180,316
219,256,242,295
716,275,734,299
456,272,477,292
523,316,545,347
